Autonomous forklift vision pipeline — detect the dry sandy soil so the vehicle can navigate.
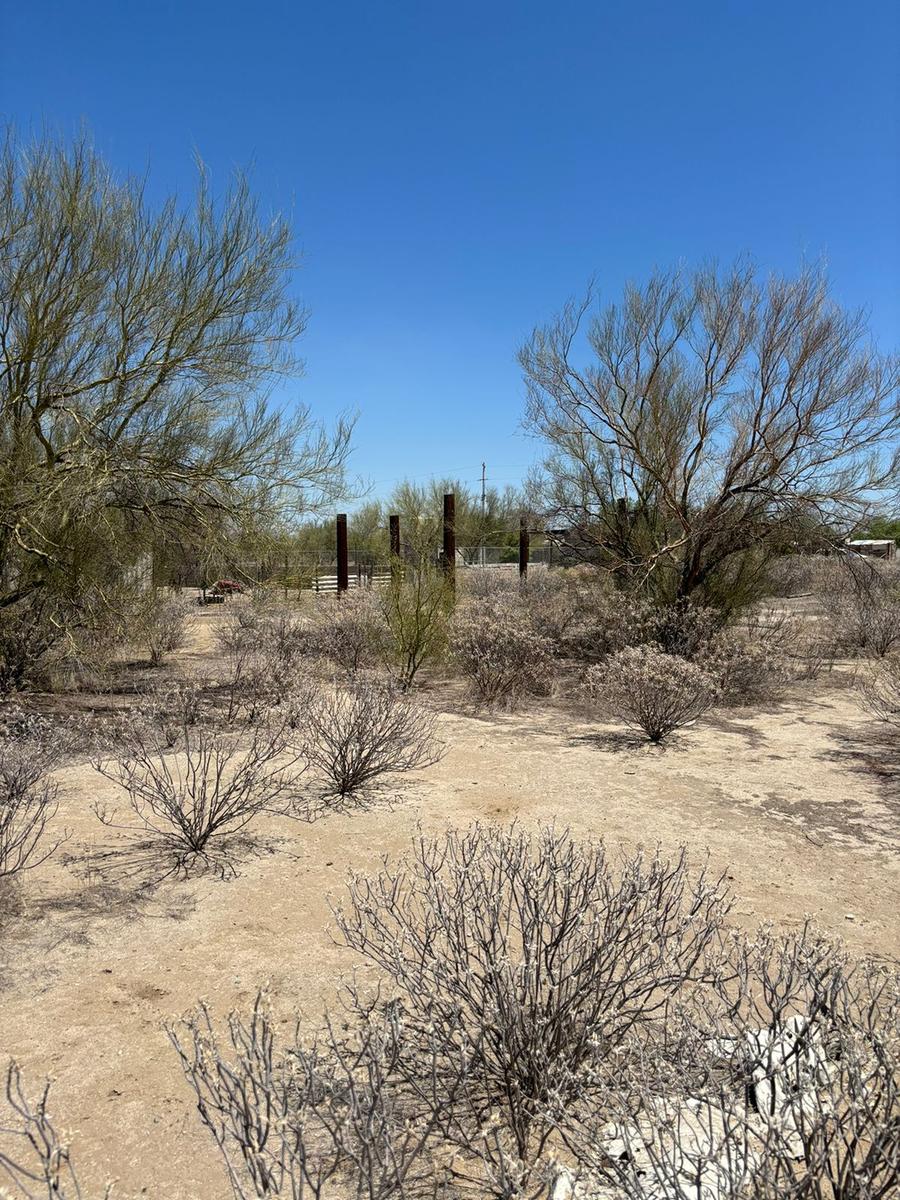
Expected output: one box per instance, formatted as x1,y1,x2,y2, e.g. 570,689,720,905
0,601,898,1198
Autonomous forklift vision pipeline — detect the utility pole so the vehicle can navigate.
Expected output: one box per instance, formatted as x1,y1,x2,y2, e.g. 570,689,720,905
480,461,486,568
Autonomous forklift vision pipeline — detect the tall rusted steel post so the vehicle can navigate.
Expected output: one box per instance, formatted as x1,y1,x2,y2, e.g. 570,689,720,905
519,516,530,580
442,492,456,592
389,514,400,560
336,513,349,595
389,513,401,581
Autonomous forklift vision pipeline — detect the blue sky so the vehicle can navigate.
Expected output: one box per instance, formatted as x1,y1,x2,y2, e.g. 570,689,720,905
3,0,898,505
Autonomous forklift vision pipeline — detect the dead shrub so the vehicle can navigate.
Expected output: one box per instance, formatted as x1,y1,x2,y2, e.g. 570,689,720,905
519,570,584,647
648,602,725,660
301,678,444,800
0,1062,108,1198
859,654,900,726
0,597,64,693
217,608,310,721
822,556,900,658
168,994,455,1200
0,708,63,877
333,824,731,1190
587,644,718,742
135,592,196,666
564,928,900,1200
695,631,788,706
92,712,301,871
562,592,657,662
832,595,900,658
130,678,207,748
450,597,554,707
306,590,390,673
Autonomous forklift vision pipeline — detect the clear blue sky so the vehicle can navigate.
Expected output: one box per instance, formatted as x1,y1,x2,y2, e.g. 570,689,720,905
3,0,898,504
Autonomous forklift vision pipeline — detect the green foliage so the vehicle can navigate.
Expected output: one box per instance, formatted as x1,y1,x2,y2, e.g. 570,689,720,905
380,561,454,689
0,126,351,649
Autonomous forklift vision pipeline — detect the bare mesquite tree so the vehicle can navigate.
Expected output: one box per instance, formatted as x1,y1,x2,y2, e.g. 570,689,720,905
333,824,731,1192
0,128,353,670
521,264,900,606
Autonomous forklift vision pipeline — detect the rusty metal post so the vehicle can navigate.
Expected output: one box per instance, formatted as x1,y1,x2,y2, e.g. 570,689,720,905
519,516,530,580
442,493,456,592
336,513,349,595
389,514,400,561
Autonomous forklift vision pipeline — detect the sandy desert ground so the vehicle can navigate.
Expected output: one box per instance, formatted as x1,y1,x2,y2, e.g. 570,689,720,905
0,602,897,1198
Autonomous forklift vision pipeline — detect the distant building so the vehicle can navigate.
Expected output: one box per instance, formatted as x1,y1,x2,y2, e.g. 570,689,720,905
845,538,897,561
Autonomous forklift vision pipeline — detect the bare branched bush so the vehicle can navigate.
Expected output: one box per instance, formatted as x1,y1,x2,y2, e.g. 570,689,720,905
565,928,900,1200
859,654,900,726
587,645,718,742
217,608,311,721
694,631,788,706
450,597,554,707
0,596,65,693
130,678,207,748
168,993,458,1200
134,592,196,666
650,604,724,659
302,678,444,800
518,571,584,647
0,1062,110,1198
765,554,820,598
92,712,300,871
333,824,731,1191
0,706,63,877
832,595,900,658
562,593,656,662
821,555,900,658
306,590,390,673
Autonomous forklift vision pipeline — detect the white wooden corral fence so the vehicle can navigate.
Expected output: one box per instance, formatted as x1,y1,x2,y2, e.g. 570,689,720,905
304,572,392,594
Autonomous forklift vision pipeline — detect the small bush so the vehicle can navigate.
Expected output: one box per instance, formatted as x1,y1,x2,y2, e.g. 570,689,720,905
169,994,446,1200
519,570,584,646
93,712,300,871
0,706,63,877
0,597,64,693
302,677,444,800
131,678,206,748
832,595,900,658
859,654,900,726
216,607,310,721
587,644,718,742
135,592,196,666
306,589,390,673
450,597,554,707
650,602,725,659
695,630,788,705
563,592,657,662
333,824,731,1190
380,565,454,690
